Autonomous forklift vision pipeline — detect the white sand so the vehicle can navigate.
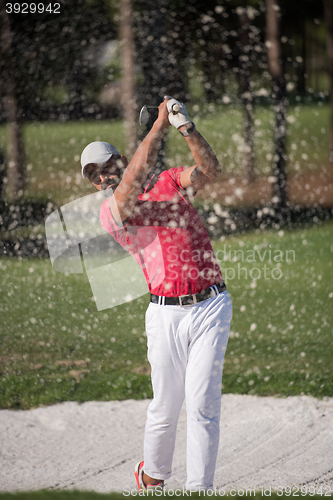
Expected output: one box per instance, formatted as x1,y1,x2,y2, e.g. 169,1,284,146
0,394,332,494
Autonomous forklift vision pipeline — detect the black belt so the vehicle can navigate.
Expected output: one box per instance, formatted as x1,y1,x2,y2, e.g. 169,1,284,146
150,281,226,307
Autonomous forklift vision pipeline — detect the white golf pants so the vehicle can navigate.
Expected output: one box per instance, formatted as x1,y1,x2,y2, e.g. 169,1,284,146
143,291,233,490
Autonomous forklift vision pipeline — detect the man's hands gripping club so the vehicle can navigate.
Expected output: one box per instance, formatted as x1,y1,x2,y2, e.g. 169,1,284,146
165,97,192,129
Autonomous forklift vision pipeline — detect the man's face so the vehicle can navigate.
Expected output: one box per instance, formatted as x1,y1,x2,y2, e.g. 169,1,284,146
85,155,128,191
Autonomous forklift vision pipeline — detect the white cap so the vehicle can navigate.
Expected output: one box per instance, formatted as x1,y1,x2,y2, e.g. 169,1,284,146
81,141,121,178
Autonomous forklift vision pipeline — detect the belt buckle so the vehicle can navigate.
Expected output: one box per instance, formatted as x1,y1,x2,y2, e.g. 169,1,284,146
179,294,197,307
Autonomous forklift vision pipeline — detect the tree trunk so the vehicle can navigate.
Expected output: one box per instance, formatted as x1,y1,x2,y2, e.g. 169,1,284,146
265,0,287,212
324,0,333,163
6,97,25,199
299,17,307,94
120,0,137,159
238,4,255,183
0,2,25,201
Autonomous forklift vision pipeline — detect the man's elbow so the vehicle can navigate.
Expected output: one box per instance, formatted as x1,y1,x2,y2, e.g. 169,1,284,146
209,160,221,181
195,159,221,186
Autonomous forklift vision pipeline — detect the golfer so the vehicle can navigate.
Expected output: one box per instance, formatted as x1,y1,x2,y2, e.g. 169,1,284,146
80,97,233,491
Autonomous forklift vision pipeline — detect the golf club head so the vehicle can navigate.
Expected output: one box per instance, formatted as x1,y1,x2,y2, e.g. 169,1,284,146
139,105,150,126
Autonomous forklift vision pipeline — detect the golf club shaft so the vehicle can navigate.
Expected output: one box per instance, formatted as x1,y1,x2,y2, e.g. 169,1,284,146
146,104,181,113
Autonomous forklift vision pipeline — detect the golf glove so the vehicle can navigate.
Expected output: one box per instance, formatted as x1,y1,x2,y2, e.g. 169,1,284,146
166,98,192,129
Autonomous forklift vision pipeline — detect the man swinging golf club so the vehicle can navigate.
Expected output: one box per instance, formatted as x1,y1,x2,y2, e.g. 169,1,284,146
80,97,233,491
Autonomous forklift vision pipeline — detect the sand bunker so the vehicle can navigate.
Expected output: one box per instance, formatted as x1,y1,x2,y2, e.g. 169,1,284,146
0,395,332,494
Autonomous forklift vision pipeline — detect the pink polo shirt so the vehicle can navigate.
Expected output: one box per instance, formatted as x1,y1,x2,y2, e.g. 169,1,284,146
100,167,223,297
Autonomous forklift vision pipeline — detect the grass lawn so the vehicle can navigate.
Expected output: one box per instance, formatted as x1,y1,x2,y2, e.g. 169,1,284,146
1,221,332,410
218,223,332,397
0,103,330,207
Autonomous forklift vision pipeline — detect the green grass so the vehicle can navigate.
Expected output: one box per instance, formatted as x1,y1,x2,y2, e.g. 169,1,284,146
219,222,333,398
1,222,332,410
0,256,151,409
0,494,119,500
0,104,330,206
